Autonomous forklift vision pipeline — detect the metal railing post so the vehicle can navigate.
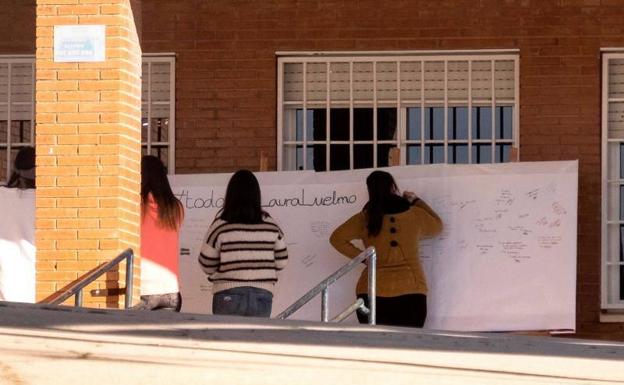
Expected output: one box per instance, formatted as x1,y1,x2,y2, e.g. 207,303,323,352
277,247,377,324
321,287,329,322
75,290,83,307
367,249,377,325
125,250,134,309
332,298,365,323
48,248,134,308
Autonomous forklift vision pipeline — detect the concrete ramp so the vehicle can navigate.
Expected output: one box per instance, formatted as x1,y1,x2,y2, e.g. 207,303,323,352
0,302,622,385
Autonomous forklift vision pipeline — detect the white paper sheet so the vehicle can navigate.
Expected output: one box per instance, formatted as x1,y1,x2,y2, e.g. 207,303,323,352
171,161,578,331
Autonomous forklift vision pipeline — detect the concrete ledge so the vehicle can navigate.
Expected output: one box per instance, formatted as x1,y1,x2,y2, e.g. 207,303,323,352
0,302,623,384
600,312,624,323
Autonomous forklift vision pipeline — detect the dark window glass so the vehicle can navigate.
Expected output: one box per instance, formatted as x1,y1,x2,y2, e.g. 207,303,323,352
330,108,349,141
448,144,469,164
448,107,468,140
495,144,511,163
425,144,444,164
296,109,327,141
354,108,373,140
407,145,421,165
354,144,373,169
377,144,395,167
407,107,421,141
472,144,492,163
329,144,349,171
377,108,397,140
620,225,624,300
620,143,624,179
495,106,513,140
472,107,492,140
425,107,444,140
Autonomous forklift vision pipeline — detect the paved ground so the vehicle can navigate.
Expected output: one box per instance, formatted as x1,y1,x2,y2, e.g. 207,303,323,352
0,302,623,385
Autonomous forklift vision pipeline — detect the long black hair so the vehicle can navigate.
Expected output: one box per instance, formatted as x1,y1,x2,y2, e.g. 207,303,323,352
141,155,183,230
7,146,35,189
364,170,407,236
221,169,266,224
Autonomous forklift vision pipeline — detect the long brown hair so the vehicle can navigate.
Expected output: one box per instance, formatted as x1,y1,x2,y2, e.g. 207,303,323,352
141,155,183,230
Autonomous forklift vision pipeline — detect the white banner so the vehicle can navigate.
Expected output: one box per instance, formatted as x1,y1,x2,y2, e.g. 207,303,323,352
171,161,578,332
0,188,36,303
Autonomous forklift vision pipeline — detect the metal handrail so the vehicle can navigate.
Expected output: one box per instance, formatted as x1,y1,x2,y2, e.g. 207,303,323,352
49,248,134,309
277,247,377,325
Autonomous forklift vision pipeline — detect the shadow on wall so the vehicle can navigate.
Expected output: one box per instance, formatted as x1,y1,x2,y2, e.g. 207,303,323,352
37,264,125,308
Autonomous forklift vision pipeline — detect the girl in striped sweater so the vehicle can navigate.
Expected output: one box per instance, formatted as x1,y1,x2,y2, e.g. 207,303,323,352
198,170,288,318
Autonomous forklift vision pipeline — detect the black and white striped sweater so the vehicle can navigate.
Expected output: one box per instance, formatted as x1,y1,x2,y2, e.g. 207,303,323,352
198,216,288,294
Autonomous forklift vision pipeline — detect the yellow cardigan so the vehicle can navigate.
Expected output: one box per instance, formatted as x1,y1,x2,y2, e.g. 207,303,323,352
329,199,442,297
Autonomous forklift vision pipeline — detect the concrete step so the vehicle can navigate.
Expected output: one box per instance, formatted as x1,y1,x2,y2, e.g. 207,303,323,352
0,302,623,385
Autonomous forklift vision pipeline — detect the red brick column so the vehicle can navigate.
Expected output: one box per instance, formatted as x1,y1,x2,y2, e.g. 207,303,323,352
35,0,142,307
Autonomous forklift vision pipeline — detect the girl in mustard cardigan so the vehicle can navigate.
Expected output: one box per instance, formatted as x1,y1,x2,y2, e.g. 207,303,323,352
330,170,442,327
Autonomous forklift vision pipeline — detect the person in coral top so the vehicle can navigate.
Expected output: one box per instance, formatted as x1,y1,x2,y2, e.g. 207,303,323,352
133,155,184,311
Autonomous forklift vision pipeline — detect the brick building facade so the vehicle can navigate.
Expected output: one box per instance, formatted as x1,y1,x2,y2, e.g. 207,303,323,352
1,0,624,340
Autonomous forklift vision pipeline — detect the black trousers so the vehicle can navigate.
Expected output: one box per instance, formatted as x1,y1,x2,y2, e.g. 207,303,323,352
356,294,427,328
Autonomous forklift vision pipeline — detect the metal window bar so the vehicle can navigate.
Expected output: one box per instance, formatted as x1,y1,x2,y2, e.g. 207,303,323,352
420,61,425,164
277,247,377,325
49,249,135,309
373,62,378,168
147,61,152,154
468,60,473,163
443,61,448,163
491,60,496,163
278,55,519,170
326,62,330,171
602,52,624,309
395,61,401,162
349,62,354,169
303,62,308,170
6,63,12,181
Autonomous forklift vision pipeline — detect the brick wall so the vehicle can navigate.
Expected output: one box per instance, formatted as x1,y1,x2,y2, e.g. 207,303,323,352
35,0,142,308
139,0,624,339
1,0,622,339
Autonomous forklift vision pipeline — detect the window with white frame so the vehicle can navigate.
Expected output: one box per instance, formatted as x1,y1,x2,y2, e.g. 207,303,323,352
0,54,176,185
0,57,35,183
602,52,624,310
141,55,175,172
277,52,519,171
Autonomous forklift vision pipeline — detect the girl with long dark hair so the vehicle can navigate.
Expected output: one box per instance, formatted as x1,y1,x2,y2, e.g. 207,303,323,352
198,169,288,317
330,170,442,327
133,155,184,311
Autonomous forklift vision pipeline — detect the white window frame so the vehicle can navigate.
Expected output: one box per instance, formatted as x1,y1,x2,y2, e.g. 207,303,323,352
0,53,176,184
142,53,176,173
0,55,35,183
276,50,520,171
601,50,624,312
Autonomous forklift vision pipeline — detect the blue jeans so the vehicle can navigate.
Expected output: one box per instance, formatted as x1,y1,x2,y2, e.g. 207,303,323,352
212,287,273,318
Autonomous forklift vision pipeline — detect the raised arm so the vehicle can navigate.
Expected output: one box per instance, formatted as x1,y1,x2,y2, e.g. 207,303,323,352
413,198,443,238
403,191,442,237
